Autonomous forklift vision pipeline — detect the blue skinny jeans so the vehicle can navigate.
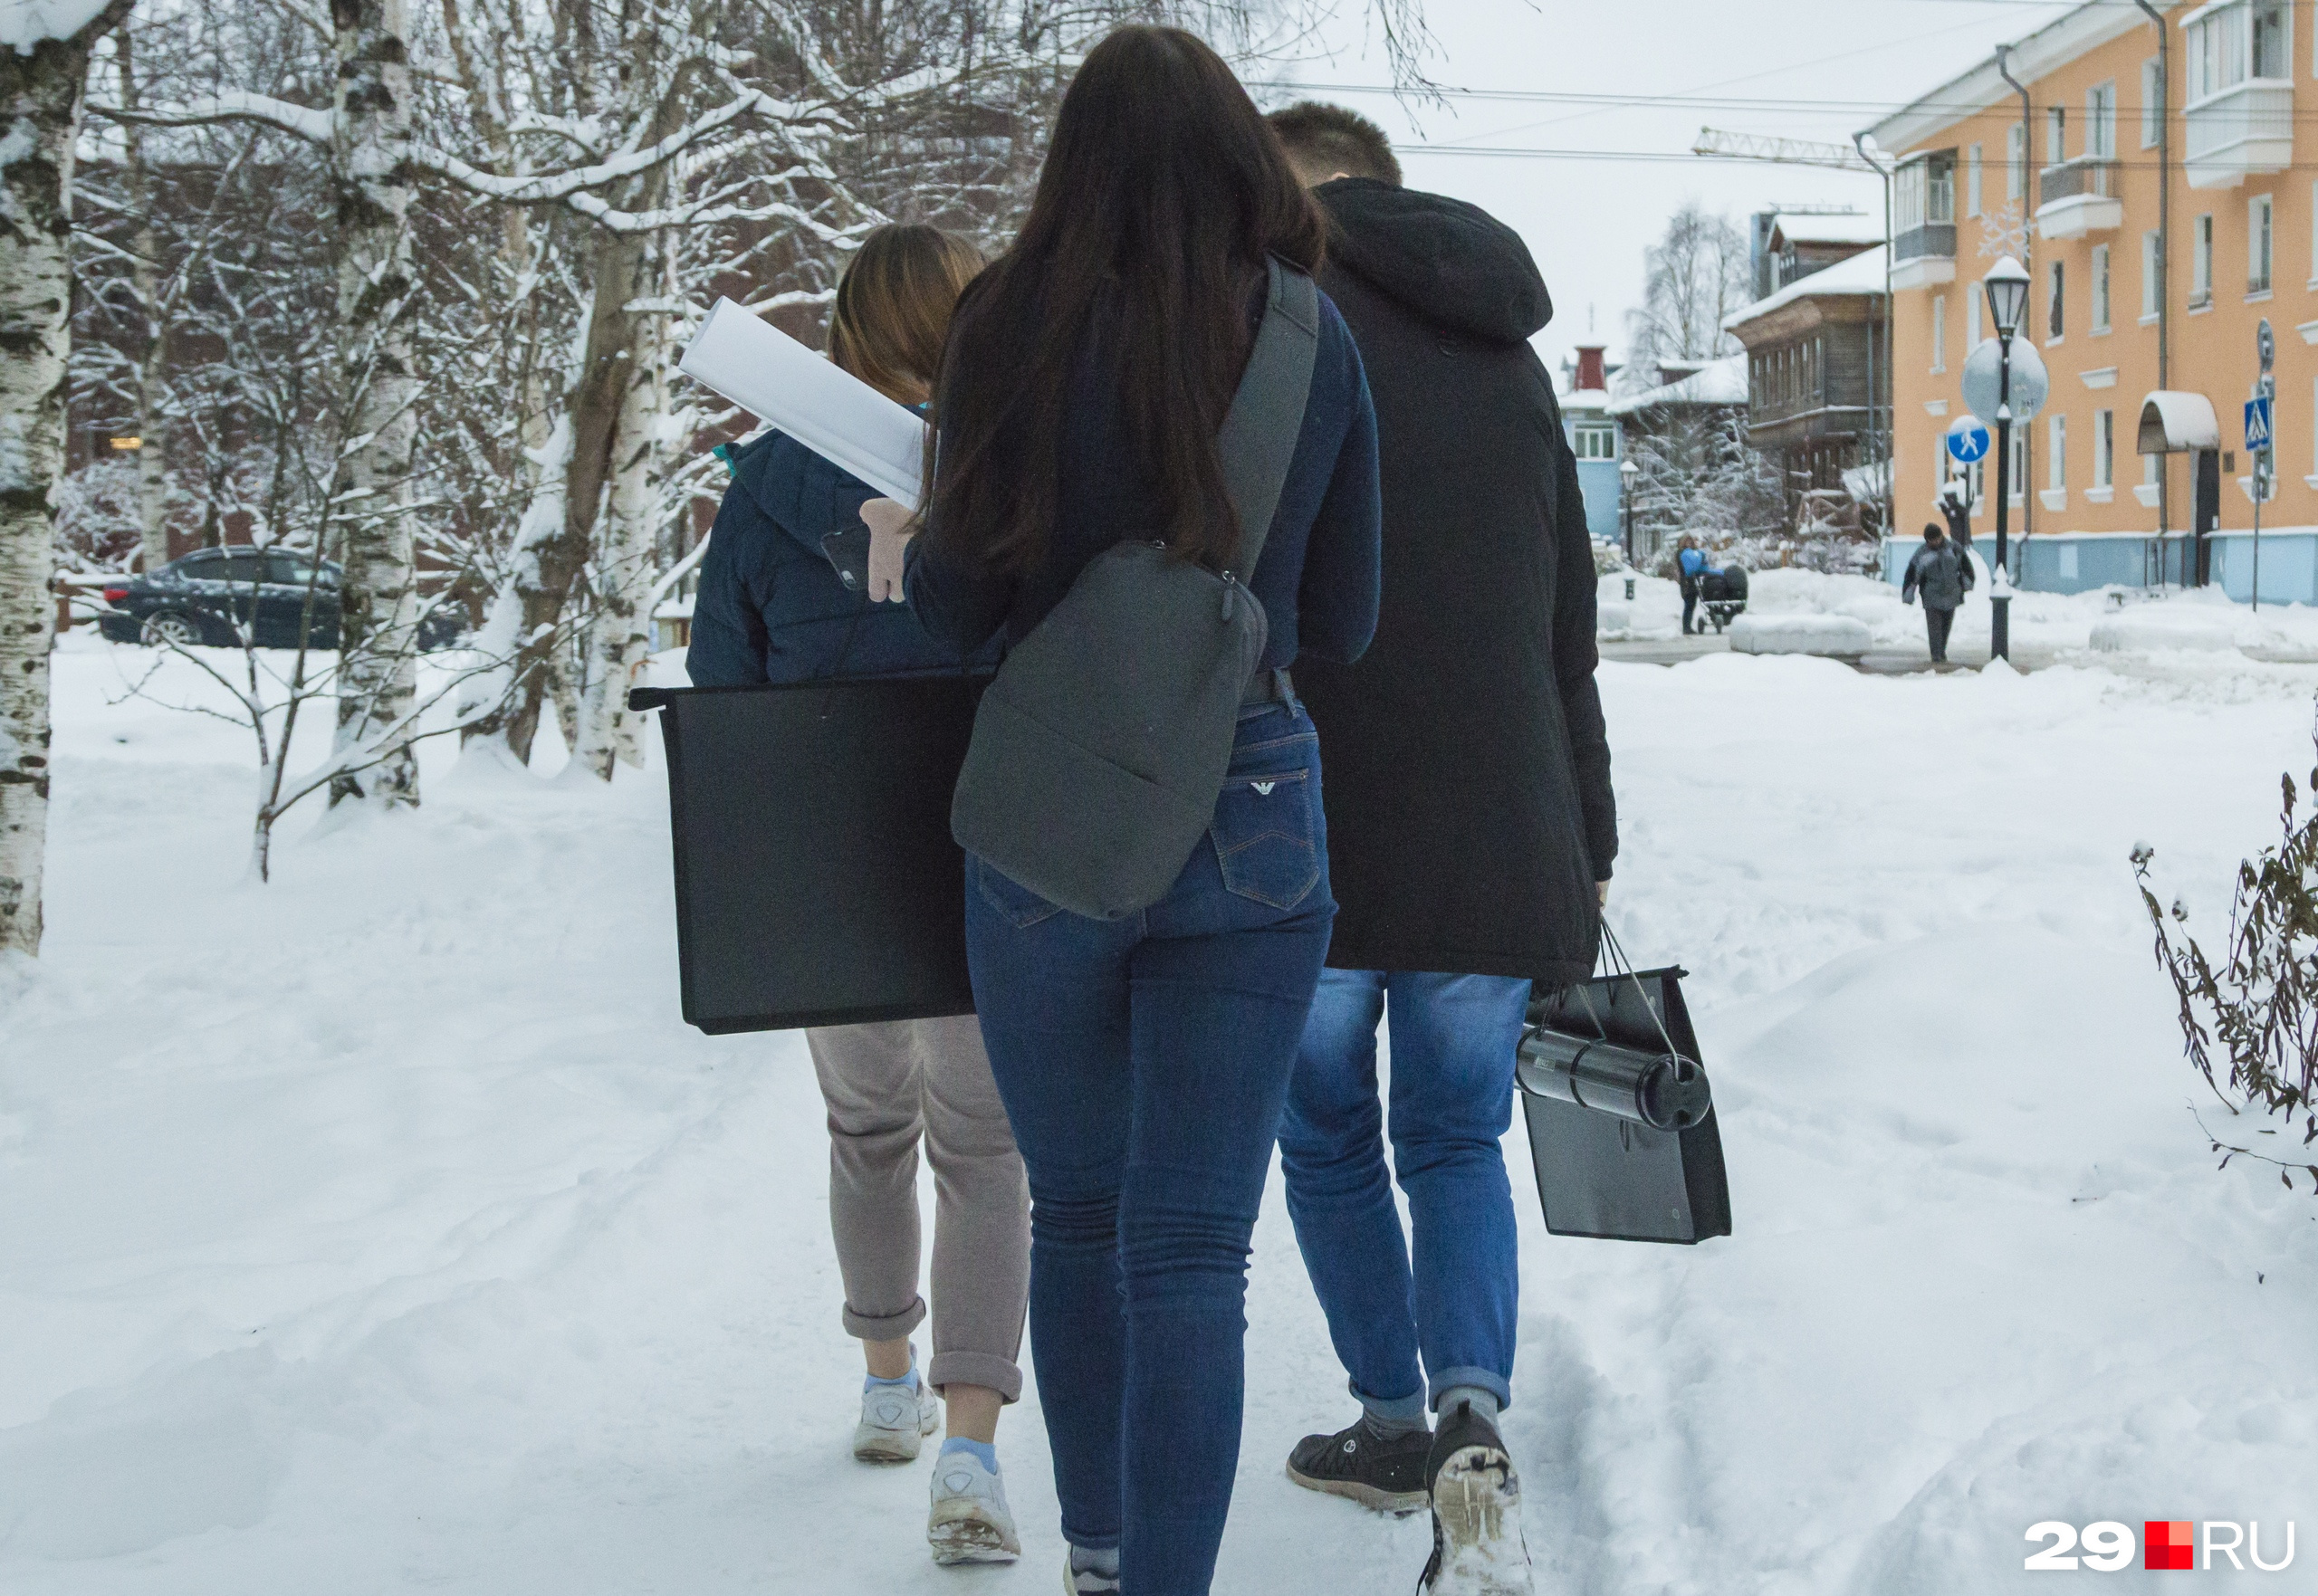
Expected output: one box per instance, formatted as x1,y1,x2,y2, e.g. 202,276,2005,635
1278,969,1531,1418
963,702,1335,1595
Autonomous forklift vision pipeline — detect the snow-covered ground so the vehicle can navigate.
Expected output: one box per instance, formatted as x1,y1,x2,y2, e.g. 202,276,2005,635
5,632,2315,1594
1599,560,2318,664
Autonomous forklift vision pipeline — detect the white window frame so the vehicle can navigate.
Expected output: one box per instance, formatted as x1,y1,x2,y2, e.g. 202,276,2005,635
1931,294,1947,373
2142,229,2163,320
2095,408,2114,488
1966,143,1983,217
2141,57,2164,148
2007,122,2026,201
2092,243,2112,332
2250,192,2274,294
1968,282,1984,350
2048,259,2066,342
1573,423,1617,461
2188,0,2292,105
2193,213,2215,306
2046,105,2067,164
2049,413,2067,491
2086,81,2117,159
2010,429,2027,503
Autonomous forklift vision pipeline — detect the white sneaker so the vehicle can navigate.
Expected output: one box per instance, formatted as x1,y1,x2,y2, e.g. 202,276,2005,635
853,1377,940,1463
927,1448,1021,1564
1062,1551,1122,1593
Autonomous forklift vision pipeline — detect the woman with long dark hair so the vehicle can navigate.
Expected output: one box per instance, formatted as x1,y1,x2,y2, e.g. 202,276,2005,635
869,25,1382,1594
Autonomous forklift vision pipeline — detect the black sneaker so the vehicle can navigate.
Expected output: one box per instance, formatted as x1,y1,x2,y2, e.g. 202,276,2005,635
1417,1401,1532,1595
1284,1414,1432,1514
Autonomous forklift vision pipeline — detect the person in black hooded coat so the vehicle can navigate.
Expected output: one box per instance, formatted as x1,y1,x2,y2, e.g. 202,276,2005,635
1263,103,1617,1594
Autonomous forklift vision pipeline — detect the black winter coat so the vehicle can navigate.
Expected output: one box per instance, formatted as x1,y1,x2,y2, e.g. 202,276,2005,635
1297,178,1616,988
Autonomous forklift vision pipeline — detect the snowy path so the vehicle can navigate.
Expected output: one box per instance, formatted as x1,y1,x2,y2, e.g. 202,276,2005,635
4,640,2315,1593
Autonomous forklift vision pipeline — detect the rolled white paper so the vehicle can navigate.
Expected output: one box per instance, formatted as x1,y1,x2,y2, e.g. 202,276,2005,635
677,296,928,508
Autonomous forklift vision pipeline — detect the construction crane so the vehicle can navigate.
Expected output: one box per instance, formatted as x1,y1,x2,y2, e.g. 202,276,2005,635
1691,128,1880,174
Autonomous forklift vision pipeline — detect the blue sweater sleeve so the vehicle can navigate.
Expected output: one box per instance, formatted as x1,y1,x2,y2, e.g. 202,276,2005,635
685,489,771,687
1293,343,1383,665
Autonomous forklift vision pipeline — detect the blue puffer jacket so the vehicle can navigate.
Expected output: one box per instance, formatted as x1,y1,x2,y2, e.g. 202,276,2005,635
685,429,990,687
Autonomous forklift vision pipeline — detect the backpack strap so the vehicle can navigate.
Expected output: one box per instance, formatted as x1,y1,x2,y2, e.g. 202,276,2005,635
1215,255,1320,578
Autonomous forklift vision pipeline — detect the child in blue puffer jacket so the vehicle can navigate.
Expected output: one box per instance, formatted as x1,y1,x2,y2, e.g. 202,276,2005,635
685,225,1025,1569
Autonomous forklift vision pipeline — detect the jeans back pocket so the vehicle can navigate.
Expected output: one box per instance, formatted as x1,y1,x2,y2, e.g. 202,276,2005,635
1210,767,1319,909
973,855,1064,929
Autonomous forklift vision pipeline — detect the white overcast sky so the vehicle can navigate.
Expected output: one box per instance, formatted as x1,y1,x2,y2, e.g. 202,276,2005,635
1260,0,2064,379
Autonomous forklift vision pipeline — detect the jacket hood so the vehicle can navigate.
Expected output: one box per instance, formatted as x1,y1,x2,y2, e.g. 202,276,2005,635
1316,178,1551,344
729,429,851,559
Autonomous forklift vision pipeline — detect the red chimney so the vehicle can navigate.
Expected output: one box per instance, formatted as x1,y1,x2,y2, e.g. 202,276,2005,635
1575,344,1607,392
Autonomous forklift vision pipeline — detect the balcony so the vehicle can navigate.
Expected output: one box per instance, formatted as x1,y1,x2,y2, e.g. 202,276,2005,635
2184,78,2293,187
1890,223,1957,291
2035,157,2123,239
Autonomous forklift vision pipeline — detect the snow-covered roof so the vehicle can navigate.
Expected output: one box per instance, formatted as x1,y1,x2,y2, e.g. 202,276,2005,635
1604,354,1748,418
1724,244,1888,334
1768,213,1882,248
2,0,112,52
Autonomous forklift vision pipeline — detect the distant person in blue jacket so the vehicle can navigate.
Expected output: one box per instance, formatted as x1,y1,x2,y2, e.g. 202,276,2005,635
1676,534,1708,635
685,225,1028,1570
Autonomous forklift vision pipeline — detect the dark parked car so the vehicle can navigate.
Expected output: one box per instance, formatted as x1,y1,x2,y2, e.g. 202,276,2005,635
96,549,464,650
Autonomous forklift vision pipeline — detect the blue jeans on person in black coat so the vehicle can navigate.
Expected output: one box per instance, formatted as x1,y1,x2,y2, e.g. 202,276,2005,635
1279,970,1530,1419
963,702,1336,1594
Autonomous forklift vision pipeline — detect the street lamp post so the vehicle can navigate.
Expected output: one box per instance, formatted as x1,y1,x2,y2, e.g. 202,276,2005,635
1983,256,2031,664
1620,455,1640,565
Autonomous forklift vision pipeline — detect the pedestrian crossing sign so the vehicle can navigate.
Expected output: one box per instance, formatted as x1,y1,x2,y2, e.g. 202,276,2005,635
2246,396,2274,454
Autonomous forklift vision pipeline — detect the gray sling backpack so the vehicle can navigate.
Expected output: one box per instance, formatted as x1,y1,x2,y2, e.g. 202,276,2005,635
949,256,1321,921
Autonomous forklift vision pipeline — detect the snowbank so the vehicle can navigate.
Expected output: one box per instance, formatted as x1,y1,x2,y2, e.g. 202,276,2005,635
2087,608,2238,653
1729,612,1872,655
4,636,2317,1592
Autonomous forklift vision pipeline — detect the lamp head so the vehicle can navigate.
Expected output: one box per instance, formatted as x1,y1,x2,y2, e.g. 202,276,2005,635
1984,255,2030,339
1620,458,1639,479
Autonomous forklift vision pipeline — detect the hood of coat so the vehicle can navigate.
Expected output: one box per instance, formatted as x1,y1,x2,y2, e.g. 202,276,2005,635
1315,177,1552,345
728,428,848,559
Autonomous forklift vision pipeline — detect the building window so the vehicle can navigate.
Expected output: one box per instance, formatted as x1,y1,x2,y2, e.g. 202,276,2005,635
1966,144,1983,216
2046,105,2067,164
1932,294,1947,373
2007,122,2026,200
1895,150,1956,239
1574,424,1616,460
2095,409,2114,488
2010,429,2026,502
2250,193,2274,293
2189,0,2291,100
2049,413,2067,491
2086,81,2117,159
2193,213,2215,306
2142,229,2162,319
2141,57,2164,148
2092,244,2112,332
1968,282,1984,350
2048,259,2066,340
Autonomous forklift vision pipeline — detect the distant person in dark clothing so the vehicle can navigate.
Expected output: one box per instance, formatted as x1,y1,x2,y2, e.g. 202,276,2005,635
1267,98,1617,1596
1901,521,1974,664
1676,534,1707,634
1938,476,1973,550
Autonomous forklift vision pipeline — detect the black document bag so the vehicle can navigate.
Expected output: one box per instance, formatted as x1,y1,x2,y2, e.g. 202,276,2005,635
1518,967,1733,1245
627,675,987,1034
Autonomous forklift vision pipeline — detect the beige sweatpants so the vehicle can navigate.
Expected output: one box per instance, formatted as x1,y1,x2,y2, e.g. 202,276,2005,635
805,1015,1030,1400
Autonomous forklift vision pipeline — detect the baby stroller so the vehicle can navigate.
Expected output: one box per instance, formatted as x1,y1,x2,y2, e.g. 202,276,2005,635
1697,566,1749,634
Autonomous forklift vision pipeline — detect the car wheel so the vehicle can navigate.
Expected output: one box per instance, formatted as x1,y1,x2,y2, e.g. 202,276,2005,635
140,611,206,648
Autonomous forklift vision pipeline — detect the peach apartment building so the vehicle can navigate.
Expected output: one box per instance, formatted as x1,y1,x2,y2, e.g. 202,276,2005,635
1867,0,2314,600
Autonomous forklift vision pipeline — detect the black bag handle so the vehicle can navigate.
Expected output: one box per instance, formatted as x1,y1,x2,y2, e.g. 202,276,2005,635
1214,257,1320,579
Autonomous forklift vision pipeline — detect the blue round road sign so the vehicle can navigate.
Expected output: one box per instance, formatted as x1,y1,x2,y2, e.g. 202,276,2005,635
1946,416,1992,464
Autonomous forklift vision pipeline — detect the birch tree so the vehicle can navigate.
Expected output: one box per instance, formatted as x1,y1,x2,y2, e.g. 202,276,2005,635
0,0,132,957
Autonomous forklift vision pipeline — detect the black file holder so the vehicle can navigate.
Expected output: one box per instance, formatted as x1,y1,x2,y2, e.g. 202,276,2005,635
1518,967,1733,1245
628,675,989,1034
